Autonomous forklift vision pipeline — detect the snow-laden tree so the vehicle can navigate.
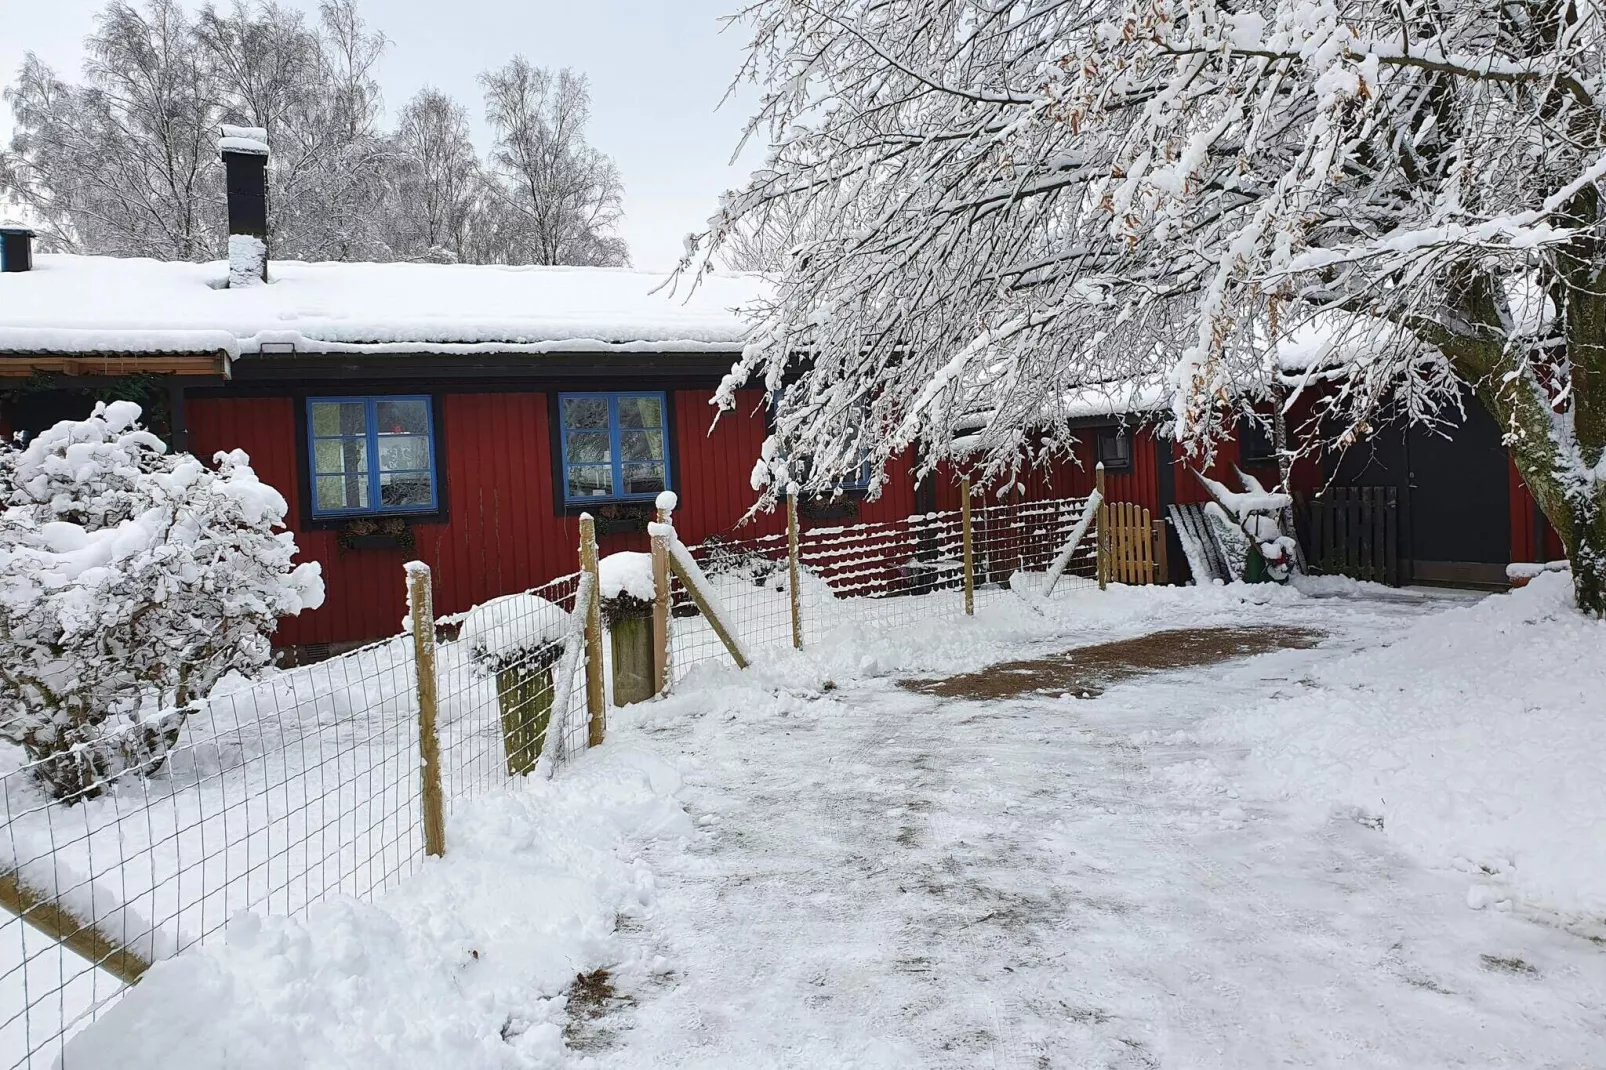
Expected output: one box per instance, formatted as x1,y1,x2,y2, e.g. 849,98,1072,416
480,58,629,267
387,87,483,263
195,0,393,261
0,402,324,802
1,0,223,258
694,0,1606,613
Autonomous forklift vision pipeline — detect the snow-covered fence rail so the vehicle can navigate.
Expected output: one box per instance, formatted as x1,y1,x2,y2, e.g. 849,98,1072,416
666,493,1101,682
0,560,602,1069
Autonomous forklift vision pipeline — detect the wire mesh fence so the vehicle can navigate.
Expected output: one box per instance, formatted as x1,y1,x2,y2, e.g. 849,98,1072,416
668,494,1100,681
0,491,1101,1067
0,564,598,1069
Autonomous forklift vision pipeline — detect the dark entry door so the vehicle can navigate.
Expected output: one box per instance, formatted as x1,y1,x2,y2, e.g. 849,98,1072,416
1403,402,1510,585
1328,397,1510,586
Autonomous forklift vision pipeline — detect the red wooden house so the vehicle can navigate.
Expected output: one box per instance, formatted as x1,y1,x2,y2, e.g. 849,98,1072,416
0,139,1561,646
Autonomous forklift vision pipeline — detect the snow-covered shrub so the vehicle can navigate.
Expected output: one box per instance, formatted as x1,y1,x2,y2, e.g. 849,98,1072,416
0,402,324,802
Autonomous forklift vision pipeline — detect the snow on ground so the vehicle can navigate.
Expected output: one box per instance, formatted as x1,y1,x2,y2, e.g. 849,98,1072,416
54,581,1606,1066
1198,571,1606,921
62,745,689,1069
596,583,1606,1067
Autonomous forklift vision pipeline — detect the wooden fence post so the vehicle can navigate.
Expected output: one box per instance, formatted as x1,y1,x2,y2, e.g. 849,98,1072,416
579,514,606,746
1152,517,1169,586
1095,464,1108,591
787,491,804,649
960,475,975,615
651,496,672,694
406,562,446,858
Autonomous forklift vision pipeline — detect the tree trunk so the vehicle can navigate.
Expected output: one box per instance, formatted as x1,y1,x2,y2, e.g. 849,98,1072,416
1470,360,1606,617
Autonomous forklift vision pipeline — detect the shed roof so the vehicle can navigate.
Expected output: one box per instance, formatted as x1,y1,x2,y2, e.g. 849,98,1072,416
0,255,766,360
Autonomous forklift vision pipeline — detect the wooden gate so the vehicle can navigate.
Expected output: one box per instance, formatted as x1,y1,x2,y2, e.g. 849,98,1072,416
1295,487,1401,585
1099,501,1166,585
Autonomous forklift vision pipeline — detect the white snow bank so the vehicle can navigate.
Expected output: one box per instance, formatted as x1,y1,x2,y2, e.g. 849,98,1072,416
1198,572,1606,918
599,551,656,602
0,255,766,357
62,744,691,1069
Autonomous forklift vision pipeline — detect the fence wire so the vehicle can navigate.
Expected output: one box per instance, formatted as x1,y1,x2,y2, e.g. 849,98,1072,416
1,494,1096,1067
0,568,596,1069
669,495,1099,681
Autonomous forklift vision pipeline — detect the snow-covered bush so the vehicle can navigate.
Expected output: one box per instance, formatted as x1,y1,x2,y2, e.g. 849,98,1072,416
0,401,324,802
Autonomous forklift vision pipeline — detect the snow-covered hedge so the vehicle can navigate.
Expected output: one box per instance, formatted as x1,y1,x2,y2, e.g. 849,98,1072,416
0,401,324,801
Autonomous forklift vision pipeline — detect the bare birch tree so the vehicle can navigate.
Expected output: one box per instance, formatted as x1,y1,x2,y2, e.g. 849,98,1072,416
694,0,1606,615
1,0,222,258
195,0,391,260
387,87,481,262
479,58,628,267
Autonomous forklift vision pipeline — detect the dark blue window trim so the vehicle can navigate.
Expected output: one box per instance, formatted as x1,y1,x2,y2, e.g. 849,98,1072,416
558,391,672,505
305,395,439,518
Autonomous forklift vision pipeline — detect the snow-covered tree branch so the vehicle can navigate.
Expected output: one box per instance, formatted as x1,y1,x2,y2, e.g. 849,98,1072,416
693,0,1606,613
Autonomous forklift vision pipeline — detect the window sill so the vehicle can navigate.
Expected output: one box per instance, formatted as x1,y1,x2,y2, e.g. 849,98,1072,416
561,500,659,534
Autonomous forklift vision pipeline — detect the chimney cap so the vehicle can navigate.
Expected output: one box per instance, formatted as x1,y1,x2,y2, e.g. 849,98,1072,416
219,124,269,157
0,226,36,237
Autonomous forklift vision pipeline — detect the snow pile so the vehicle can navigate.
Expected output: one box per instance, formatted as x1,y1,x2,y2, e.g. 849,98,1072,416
228,235,267,287
460,591,568,667
62,744,691,1069
218,124,270,156
1199,572,1606,918
598,551,656,602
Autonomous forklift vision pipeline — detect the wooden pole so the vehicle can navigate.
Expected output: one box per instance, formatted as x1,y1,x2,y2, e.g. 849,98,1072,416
1095,463,1108,591
579,514,606,746
667,554,751,669
960,475,975,615
651,499,672,694
0,870,150,985
787,491,803,649
406,562,446,858
1153,517,1168,586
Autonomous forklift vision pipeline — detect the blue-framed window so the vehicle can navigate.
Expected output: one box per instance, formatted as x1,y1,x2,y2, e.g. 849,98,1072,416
558,392,671,503
306,396,439,517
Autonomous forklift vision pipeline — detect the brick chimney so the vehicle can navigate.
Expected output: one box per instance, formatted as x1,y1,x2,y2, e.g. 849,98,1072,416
0,227,35,273
219,125,269,286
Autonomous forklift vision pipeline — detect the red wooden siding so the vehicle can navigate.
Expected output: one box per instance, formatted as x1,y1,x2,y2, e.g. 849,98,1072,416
188,386,806,647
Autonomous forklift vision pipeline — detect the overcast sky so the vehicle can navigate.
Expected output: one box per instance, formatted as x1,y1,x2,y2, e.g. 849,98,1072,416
0,0,763,270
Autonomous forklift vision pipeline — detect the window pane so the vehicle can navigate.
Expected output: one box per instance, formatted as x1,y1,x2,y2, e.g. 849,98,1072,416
315,473,368,511
617,395,662,429
379,472,433,508
313,438,368,476
567,465,614,498
377,436,429,473
621,462,666,496
311,401,366,437
620,429,665,462
375,399,429,435
566,430,610,464
562,397,609,430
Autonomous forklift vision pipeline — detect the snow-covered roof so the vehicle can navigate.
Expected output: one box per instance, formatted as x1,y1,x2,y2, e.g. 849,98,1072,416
0,255,768,360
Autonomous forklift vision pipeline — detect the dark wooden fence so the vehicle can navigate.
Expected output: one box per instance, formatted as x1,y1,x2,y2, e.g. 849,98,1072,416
1295,487,1401,585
